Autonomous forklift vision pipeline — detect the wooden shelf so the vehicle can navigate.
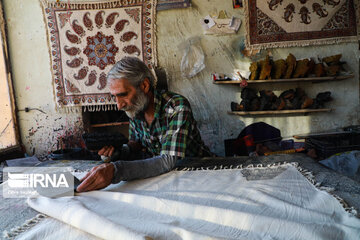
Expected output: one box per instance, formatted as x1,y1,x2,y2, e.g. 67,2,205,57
213,74,354,85
228,109,332,116
293,131,351,139
90,122,129,128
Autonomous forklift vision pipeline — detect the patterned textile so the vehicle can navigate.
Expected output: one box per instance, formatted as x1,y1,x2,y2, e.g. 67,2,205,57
129,90,212,158
157,0,191,11
244,0,358,49
40,0,157,110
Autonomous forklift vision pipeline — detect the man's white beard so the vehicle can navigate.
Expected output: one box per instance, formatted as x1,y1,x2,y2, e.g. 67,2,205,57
124,89,149,119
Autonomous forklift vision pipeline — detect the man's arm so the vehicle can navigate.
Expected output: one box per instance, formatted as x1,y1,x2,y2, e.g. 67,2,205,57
111,154,177,183
76,154,177,192
78,97,196,192
111,102,194,183
108,104,194,183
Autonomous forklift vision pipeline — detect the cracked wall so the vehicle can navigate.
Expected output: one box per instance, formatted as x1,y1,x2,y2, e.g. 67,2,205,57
3,0,360,157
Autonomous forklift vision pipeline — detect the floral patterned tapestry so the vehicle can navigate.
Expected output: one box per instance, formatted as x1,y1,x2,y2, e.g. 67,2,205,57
244,0,358,49
41,0,157,111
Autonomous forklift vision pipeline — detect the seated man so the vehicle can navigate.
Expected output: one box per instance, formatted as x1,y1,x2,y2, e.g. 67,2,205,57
77,57,212,192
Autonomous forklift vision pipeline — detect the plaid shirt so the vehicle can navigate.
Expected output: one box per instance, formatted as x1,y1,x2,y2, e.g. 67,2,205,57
129,90,212,158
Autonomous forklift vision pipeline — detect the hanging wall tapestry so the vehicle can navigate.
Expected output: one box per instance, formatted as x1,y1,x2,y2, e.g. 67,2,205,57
40,0,157,111
244,0,358,49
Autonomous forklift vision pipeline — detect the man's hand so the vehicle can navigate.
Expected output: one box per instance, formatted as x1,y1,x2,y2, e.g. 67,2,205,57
76,163,115,192
98,145,115,157
98,145,115,162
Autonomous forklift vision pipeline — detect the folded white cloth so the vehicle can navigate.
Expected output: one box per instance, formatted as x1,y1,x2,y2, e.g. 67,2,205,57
20,164,360,240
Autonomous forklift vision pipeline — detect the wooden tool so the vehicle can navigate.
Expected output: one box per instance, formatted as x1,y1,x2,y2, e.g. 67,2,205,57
264,147,305,156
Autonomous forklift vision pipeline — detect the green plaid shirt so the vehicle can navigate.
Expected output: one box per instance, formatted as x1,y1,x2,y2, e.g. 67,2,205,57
129,90,212,158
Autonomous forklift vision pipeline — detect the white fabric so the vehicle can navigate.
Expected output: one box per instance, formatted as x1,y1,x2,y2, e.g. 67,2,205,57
21,164,360,240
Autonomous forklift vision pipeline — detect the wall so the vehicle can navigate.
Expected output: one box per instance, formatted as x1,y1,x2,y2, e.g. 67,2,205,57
3,0,83,158
3,0,359,157
0,31,16,149
156,0,360,155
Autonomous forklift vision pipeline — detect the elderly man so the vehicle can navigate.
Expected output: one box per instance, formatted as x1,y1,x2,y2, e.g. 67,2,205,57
77,57,212,192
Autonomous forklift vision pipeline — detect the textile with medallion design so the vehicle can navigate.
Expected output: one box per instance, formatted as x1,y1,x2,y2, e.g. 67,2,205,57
40,0,157,110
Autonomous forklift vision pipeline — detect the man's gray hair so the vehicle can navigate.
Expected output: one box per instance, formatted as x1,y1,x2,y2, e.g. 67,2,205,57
107,57,154,88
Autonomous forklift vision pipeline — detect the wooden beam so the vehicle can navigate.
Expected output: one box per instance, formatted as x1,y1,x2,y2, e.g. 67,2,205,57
90,122,129,128
228,109,332,116
213,75,354,85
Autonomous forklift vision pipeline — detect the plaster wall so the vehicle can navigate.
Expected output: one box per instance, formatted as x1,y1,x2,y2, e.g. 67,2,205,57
0,34,16,149
3,0,83,158
3,0,359,157
157,0,360,155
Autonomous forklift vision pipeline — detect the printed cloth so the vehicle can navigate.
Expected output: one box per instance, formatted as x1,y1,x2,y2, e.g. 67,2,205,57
244,0,358,49
18,163,360,239
129,90,212,158
40,0,157,110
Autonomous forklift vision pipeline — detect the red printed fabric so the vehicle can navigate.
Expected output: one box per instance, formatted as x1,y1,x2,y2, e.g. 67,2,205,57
245,0,358,49
41,0,157,110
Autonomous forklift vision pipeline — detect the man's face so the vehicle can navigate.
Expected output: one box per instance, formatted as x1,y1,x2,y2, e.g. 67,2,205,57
109,78,149,119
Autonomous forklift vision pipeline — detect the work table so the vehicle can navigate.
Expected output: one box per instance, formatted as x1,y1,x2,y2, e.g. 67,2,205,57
1,153,359,236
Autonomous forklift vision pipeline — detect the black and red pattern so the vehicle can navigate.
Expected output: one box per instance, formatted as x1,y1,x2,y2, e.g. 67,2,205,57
105,12,119,28
246,0,357,49
42,0,157,108
125,8,140,23
114,19,129,34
